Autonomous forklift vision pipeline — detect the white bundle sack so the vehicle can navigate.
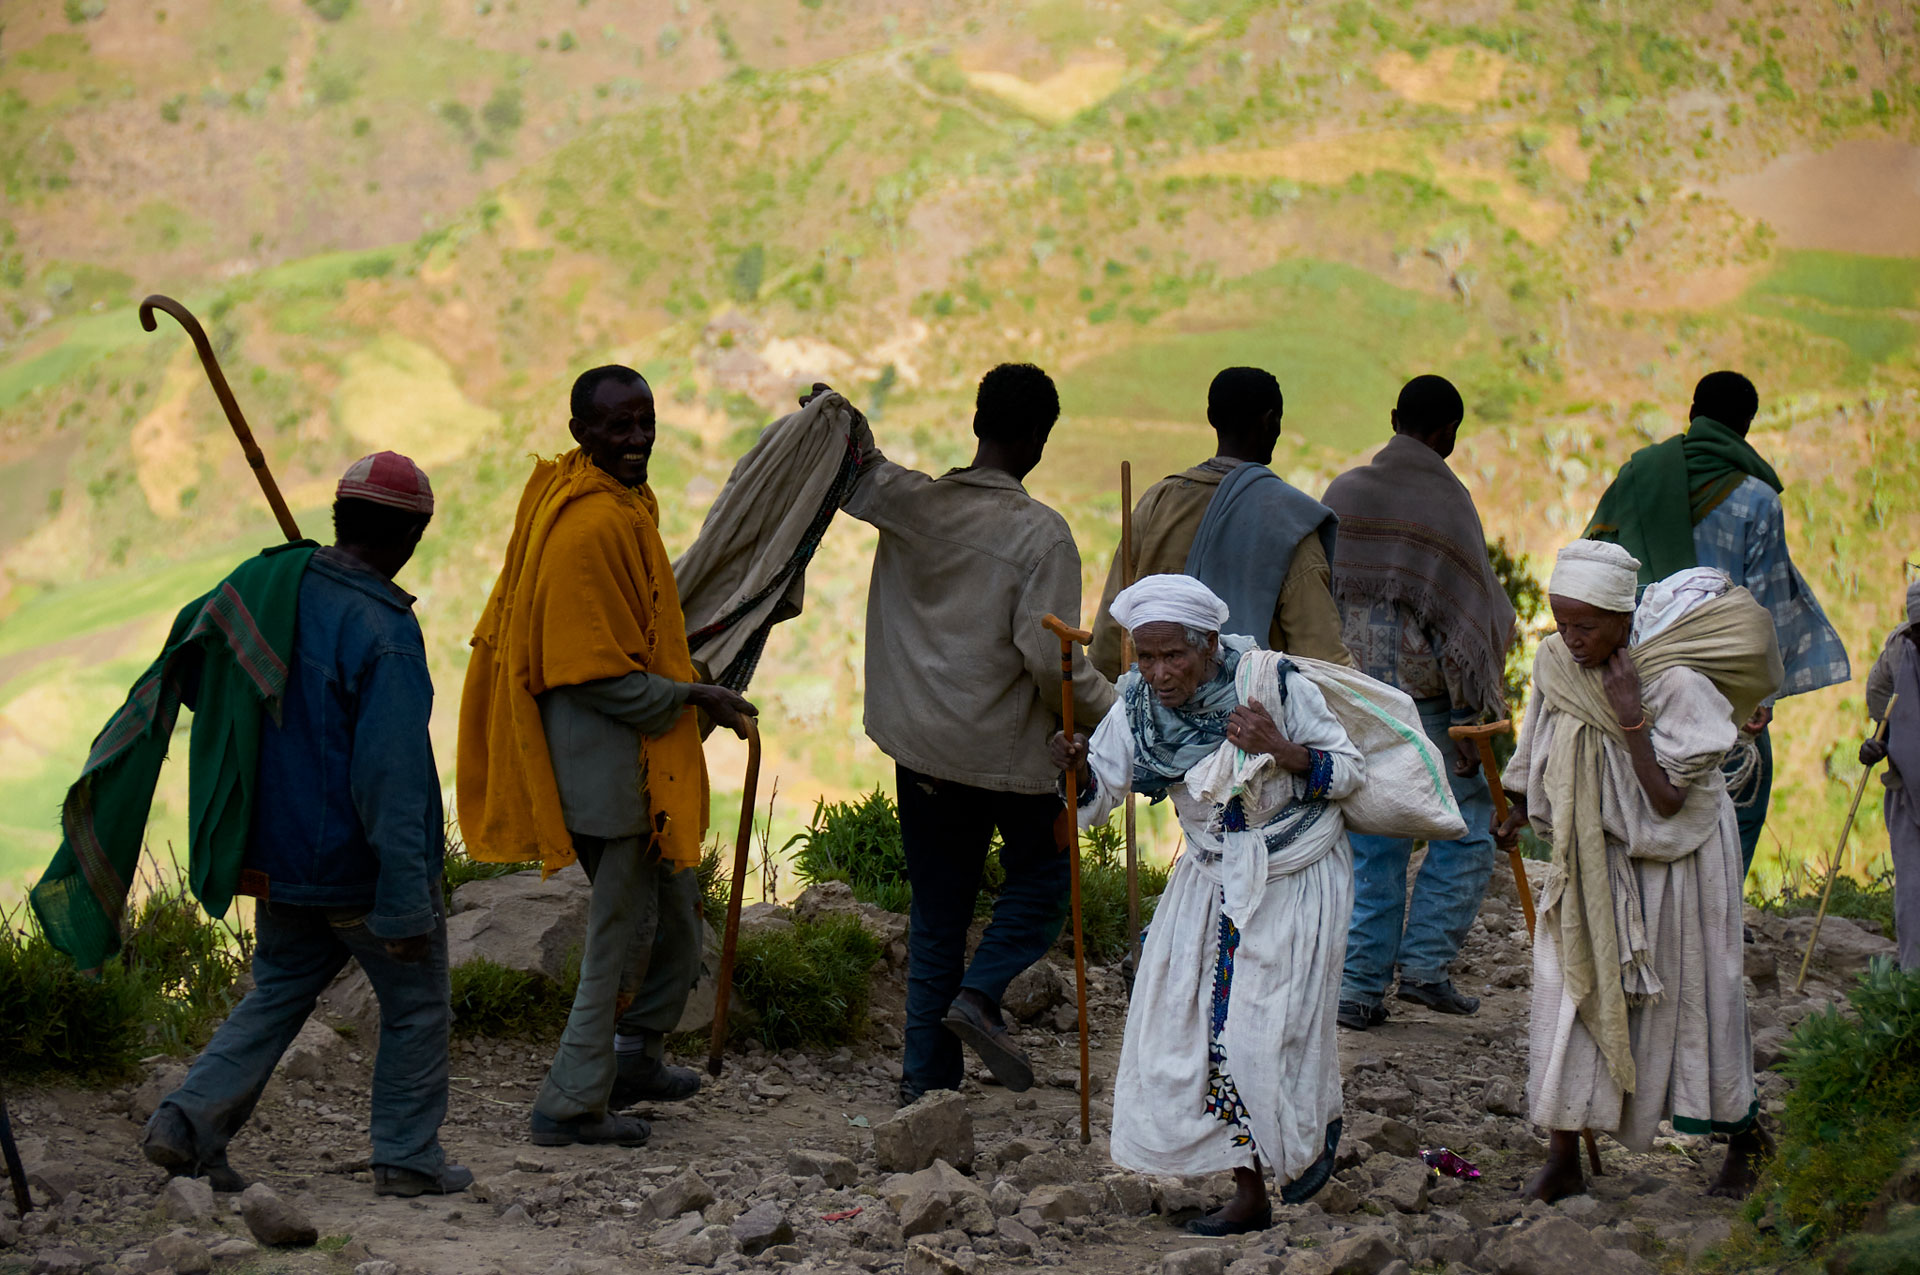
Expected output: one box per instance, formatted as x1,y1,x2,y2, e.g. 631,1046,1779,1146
1186,650,1466,841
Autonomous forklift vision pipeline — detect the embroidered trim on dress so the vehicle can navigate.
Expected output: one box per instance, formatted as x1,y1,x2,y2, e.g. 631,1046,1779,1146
1203,913,1255,1148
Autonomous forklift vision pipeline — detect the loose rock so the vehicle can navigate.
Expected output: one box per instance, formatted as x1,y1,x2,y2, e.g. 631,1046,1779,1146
237,1183,318,1248
729,1200,794,1256
146,1234,212,1275
161,1176,215,1225
1481,1216,1594,1275
786,1148,857,1189
874,1091,974,1173
647,1168,717,1220
1160,1248,1228,1275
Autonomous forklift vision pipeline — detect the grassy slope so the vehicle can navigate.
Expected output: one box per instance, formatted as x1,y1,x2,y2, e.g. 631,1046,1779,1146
1,0,1917,892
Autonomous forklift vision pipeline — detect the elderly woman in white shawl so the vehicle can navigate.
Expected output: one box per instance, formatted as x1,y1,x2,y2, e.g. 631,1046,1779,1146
1496,541,1782,1204
1048,574,1362,1236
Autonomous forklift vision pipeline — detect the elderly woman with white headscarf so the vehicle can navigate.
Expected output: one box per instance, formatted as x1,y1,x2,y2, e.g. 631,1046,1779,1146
1496,540,1782,1204
1049,573,1362,1236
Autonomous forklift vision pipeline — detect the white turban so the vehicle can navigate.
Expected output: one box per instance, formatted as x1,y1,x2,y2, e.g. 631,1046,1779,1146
1548,540,1640,614
1110,574,1230,634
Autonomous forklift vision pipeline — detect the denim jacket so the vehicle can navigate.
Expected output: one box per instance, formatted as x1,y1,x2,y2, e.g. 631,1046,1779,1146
246,548,443,938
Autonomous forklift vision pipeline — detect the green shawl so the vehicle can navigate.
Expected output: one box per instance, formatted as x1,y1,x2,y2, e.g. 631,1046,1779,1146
1582,417,1784,588
1531,587,1781,1092
31,542,316,971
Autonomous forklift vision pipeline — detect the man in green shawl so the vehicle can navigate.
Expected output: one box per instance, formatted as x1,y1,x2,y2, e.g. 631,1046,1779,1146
1583,371,1848,875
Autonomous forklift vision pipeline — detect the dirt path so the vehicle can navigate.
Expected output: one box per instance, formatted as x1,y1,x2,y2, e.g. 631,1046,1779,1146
1,861,1889,1275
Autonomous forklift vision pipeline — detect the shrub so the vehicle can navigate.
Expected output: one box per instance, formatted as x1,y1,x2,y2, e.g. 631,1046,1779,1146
120,883,253,1053
1748,959,1920,1250
1748,866,1896,936
787,789,911,914
1075,817,1171,963
449,956,577,1039
731,915,883,1050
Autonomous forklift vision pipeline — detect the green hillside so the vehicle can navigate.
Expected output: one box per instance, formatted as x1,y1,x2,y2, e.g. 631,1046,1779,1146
2,0,1918,896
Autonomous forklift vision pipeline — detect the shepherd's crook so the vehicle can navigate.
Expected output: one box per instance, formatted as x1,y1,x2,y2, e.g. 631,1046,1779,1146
1794,696,1896,994
1042,612,1094,1146
708,718,763,1075
140,294,301,542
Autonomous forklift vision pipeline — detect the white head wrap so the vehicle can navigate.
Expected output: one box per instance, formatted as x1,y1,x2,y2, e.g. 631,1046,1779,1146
1548,540,1640,614
1110,574,1230,635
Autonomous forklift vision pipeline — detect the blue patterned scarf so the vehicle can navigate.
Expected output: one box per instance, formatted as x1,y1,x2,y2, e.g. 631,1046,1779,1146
1120,634,1254,800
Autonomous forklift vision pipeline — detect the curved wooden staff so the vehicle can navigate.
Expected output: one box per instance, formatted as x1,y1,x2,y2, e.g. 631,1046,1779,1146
1042,613,1094,1146
140,294,301,542
708,718,763,1075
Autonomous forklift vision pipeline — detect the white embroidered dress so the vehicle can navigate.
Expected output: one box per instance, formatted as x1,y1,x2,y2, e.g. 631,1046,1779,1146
1079,657,1361,1182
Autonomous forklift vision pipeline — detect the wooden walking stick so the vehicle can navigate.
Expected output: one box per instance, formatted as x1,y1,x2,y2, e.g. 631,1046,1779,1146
139,294,302,542
0,1080,31,1215
1119,460,1141,970
1448,719,1535,938
1042,612,1095,1146
1794,696,1896,994
708,718,764,1075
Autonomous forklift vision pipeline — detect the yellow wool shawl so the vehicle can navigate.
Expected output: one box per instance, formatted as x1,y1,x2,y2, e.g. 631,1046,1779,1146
458,449,708,872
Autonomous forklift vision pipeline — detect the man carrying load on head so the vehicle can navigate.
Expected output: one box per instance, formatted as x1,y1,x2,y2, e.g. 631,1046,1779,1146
1089,367,1352,681
1322,374,1517,1030
459,365,757,1149
1496,541,1781,1204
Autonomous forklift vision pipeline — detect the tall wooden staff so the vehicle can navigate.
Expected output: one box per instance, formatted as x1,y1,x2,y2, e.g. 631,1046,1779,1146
1119,461,1141,968
708,720,764,1074
1794,697,1896,993
1042,613,1094,1145
140,295,301,542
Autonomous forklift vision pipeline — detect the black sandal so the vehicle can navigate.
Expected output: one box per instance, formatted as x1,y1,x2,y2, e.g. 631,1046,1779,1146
1185,1204,1273,1236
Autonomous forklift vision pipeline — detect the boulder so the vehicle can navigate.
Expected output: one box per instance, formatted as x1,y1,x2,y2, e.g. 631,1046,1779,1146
1753,1025,1792,1072
146,1234,212,1275
237,1184,318,1248
161,1176,216,1225
729,1200,794,1256
738,902,795,937
1320,1228,1405,1274
276,1019,347,1082
792,882,910,961
646,1169,717,1221
904,1244,971,1275
446,865,593,982
1481,1216,1594,1275
1001,962,1066,1024
129,1063,191,1125
1160,1249,1228,1275
874,1091,974,1173
1367,1158,1430,1213
1744,944,1780,997
1782,915,1896,975
895,1190,949,1239
1020,1184,1093,1221
27,1161,84,1205
786,1148,858,1189
1345,1111,1420,1158
28,1248,97,1275
673,917,725,1034
884,1159,987,1209
1100,1173,1154,1216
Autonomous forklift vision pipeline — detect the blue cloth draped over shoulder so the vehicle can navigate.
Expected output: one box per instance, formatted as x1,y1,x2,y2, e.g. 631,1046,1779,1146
1121,634,1256,801
1184,462,1338,648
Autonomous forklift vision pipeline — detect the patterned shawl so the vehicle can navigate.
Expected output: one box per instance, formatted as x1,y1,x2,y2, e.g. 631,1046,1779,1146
1120,635,1251,800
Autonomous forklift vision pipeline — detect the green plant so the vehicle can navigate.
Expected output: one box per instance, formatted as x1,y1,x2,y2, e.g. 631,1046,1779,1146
1748,866,1897,936
441,822,537,908
696,838,732,930
119,874,254,1053
448,956,577,1039
787,789,911,914
731,915,883,1050
1747,959,1920,1251
1074,818,1171,963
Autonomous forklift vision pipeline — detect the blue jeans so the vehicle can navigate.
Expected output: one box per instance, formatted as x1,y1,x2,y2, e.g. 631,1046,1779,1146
897,764,1069,1094
1729,724,1771,878
1340,698,1496,1006
159,901,450,1175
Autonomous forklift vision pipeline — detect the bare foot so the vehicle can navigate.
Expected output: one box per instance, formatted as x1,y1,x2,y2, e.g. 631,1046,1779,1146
1707,1127,1772,1199
1523,1131,1588,1203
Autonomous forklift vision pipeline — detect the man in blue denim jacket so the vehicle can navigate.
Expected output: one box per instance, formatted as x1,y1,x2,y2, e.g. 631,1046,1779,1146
143,452,470,1199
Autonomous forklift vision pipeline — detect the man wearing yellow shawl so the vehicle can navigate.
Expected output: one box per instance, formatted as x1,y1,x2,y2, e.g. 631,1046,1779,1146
459,365,756,1148
1497,541,1781,1204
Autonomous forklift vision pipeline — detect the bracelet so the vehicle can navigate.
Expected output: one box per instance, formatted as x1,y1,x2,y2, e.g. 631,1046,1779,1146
1621,715,1647,732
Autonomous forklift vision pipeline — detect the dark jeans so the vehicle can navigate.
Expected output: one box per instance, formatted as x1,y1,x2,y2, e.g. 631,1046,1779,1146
897,764,1070,1094
160,901,450,1175
1729,724,1772,878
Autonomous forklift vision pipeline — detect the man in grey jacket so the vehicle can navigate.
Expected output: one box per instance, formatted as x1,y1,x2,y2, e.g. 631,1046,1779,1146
842,363,1116,1105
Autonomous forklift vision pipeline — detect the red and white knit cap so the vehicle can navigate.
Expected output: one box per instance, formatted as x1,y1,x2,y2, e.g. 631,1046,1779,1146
336,451,434,515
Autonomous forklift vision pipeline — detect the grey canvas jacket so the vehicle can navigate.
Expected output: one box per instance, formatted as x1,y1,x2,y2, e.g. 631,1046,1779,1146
845,453,1116,794
538,673,691,837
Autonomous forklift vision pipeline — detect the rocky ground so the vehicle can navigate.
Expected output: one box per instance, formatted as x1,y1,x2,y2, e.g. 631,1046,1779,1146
0,856,1900,1275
